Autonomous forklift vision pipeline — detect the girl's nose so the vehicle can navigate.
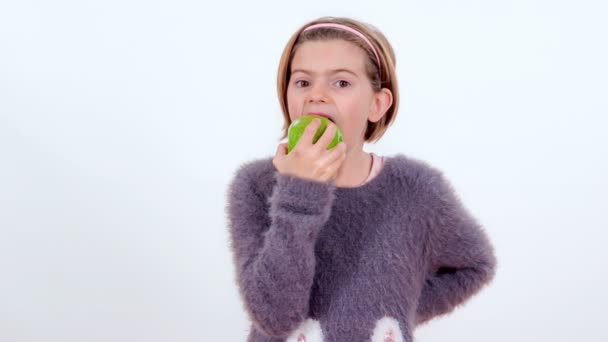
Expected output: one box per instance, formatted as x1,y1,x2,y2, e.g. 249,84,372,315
307,83,328,103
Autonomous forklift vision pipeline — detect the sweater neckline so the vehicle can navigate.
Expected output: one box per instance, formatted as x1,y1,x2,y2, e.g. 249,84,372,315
335,154,394,193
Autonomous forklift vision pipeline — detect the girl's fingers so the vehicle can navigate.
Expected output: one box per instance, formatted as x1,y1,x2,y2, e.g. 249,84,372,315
313,123,337,152
321,151,347,181
316,142,346,166
298,119,322,148
317,143,347,178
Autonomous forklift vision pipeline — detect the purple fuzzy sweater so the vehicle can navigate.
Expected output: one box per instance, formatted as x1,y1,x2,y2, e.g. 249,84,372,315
225,154,496,342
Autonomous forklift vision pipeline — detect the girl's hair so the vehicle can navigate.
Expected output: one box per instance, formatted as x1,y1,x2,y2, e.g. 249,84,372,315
277,16,400,143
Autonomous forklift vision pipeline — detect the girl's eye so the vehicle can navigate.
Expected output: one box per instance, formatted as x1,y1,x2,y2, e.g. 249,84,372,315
335,80,351,88
295,80,309,87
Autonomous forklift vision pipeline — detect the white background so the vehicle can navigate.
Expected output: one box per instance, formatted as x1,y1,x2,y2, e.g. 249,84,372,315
1,0,607,341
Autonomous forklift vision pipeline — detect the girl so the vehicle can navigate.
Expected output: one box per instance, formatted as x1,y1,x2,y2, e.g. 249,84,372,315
226,16,497,342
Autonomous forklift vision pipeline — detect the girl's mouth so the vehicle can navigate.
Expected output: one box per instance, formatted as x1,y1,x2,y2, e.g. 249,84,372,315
307,112,334,122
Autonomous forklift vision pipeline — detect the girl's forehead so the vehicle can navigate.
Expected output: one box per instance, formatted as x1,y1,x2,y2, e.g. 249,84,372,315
291,40,367,73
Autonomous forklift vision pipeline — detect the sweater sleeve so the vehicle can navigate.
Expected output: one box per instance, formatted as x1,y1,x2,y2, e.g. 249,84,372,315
415,170,497,326
226,161,336,337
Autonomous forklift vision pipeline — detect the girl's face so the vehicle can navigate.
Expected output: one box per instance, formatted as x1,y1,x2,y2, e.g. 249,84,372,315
286,39,386,149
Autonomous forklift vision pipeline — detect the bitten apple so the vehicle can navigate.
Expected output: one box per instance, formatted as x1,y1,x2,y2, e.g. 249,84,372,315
287,115,344,153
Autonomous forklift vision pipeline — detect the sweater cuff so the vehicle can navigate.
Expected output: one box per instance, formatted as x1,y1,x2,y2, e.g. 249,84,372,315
270,172,336,215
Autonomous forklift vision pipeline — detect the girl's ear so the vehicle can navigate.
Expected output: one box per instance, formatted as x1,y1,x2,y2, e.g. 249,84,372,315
368,88,393,123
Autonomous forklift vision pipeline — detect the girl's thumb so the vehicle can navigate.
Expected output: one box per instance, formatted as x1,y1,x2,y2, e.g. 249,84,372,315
276,143,288,157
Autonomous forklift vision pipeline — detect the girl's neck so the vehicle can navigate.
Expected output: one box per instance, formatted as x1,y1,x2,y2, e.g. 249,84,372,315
334,147,372,188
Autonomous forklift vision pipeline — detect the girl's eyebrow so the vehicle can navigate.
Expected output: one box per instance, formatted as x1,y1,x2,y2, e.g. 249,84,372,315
291,68,359,78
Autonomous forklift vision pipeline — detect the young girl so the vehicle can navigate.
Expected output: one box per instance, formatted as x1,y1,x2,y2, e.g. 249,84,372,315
226,17,497,342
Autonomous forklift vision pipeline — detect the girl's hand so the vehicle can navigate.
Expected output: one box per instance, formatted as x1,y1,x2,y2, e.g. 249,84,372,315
273,119,347,183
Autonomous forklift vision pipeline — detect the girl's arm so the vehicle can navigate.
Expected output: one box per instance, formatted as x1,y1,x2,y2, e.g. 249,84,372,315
226,161,335,337
415,171,497,326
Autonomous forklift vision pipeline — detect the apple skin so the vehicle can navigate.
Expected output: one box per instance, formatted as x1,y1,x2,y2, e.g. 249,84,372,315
287,115,344,153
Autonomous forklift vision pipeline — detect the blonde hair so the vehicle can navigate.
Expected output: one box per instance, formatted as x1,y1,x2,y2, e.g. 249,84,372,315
277,16,400,143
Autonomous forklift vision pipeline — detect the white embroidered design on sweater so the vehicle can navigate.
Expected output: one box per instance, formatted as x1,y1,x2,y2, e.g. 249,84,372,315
286,319,324,342
285,317,404,342
370,317,405,342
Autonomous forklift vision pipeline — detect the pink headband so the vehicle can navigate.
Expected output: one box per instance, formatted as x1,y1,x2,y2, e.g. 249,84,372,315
302,23,381,74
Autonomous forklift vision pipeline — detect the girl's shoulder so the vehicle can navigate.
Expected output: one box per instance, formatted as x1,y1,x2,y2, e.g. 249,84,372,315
384,153,448,189
228,153,451,199
386,154,464,208
228,156,277,197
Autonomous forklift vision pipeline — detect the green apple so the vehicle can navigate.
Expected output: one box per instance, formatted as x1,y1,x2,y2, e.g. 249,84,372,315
287,114,343,153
